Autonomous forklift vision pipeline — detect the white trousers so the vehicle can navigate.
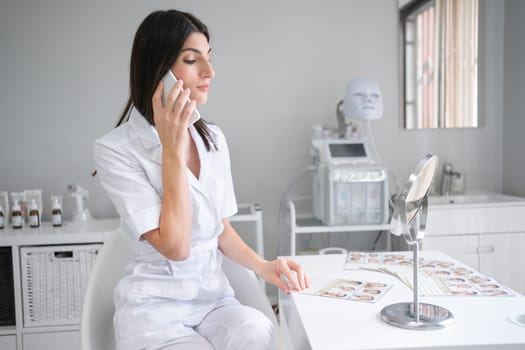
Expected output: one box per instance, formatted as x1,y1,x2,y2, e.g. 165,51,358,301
154,304,276,350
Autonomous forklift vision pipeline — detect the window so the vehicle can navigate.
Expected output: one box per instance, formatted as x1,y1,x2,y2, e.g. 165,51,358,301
401,0,479,129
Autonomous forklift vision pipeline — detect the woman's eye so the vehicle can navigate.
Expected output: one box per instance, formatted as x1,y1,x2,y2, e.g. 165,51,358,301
183,59,196,64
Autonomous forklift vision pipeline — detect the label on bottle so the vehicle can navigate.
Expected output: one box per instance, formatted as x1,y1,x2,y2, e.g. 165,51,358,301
29,212,40,227
52,212,62,226
12,213,23,228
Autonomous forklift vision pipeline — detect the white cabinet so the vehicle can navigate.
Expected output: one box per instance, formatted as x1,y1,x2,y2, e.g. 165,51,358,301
22,331,80,350
423,196,525,294
423,234,479,269
478,232,525,294
424,232,525,293
0,335,17,350
0,219,119,350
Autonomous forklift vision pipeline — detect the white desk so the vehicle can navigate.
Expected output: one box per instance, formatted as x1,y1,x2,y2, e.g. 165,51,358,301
279,252,525,350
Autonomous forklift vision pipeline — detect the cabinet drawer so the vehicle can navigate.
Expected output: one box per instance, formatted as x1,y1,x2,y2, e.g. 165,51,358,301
427,205,525,236
423,235,479,270
23,331,79,350
0,335,17,350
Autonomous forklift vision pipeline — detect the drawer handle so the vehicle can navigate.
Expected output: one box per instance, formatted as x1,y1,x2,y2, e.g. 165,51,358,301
478,245,495,254
54,251,74,259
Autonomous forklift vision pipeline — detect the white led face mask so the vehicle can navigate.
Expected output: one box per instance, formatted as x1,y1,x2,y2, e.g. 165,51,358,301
342,78,383,120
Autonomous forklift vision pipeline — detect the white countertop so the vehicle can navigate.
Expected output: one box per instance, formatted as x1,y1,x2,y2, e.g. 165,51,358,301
279,252,525,350
0,218,120,245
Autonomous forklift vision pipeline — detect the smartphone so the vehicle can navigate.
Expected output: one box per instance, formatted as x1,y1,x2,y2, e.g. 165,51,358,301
162,70,201,126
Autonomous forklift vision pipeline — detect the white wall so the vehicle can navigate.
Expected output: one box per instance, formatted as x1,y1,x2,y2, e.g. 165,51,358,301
0,0,507,259
502,0,525,196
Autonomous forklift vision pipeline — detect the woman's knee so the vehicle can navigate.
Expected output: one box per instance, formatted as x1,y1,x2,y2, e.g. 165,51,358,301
198,305,276,350
228,307,275,349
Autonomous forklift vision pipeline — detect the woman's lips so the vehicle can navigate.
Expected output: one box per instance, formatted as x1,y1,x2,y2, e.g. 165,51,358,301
197,85,209,92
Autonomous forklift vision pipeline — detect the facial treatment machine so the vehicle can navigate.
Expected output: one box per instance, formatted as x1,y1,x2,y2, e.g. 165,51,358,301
312,78,389,226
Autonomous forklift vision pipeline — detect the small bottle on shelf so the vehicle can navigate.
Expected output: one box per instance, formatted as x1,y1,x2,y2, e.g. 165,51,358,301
51,197,63,227
28,199,40,228
11,202,23,229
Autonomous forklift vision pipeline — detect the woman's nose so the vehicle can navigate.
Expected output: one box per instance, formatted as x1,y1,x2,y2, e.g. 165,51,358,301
202,60,215,79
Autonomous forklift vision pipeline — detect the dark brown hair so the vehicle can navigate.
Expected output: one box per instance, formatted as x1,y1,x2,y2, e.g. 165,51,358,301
116,9,216,150
92,10,217,177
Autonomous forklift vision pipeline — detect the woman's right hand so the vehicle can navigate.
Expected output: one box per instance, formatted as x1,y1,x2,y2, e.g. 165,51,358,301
152,79,197,158
146,79,195,261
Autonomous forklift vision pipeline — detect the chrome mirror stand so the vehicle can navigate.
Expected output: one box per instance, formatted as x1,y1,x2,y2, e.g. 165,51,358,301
380,195,453,330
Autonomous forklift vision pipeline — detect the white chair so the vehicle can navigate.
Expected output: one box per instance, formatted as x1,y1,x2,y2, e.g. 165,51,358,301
80,228,132,350
80,228,281,350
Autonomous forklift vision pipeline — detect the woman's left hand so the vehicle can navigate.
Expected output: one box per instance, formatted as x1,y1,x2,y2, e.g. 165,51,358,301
258,258,310,294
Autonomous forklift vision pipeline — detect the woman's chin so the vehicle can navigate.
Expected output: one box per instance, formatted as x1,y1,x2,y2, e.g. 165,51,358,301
190,93,207,106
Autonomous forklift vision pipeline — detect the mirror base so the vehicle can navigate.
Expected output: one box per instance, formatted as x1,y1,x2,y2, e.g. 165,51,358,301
381,302,453,330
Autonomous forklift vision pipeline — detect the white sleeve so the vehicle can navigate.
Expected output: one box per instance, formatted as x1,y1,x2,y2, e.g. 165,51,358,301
93,140,161,241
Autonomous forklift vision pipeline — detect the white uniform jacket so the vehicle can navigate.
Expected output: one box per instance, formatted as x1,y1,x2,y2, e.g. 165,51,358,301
93,107,239,350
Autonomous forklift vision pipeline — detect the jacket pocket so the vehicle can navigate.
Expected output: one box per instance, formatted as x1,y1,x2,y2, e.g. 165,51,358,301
131,278,199,300
130,261,199,300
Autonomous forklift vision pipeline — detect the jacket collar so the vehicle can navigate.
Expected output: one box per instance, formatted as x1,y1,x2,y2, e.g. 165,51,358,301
128,107,160,150
127,107,205,183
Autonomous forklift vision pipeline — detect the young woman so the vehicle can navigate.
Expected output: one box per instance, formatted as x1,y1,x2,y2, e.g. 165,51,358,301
93,9,308,350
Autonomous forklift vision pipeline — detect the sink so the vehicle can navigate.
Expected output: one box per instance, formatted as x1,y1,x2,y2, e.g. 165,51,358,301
428,192,525,206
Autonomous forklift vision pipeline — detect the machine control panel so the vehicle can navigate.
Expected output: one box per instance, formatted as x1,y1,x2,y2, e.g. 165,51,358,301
312,138,375,166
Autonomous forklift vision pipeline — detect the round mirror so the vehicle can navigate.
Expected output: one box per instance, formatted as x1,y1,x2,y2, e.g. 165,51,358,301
382,153,453,330
405,155,438,204
391,154,439,243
